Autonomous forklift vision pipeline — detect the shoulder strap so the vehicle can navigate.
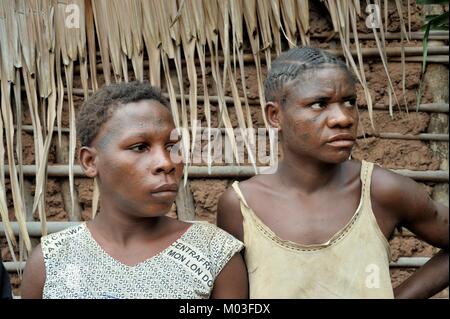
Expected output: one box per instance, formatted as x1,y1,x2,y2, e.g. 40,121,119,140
360,160,374,201
231,181,250,208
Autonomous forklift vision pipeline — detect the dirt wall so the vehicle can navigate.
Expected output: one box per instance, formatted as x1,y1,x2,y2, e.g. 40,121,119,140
1,0,448,298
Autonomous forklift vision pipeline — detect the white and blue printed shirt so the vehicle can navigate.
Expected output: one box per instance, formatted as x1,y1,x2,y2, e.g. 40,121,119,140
41,222,243,299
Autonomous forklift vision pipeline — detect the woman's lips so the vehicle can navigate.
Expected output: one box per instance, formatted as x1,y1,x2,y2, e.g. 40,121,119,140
150,183,178,200
150,191,178,200
326,139,355,148
326,134,356,148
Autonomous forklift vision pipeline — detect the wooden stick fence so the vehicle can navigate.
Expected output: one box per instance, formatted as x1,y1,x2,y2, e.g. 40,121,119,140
62,86,450,113
0,222,415,238
311,31,449,41
4,165,449,182
84,46,449,71
2,256,430,272
17,125,450,142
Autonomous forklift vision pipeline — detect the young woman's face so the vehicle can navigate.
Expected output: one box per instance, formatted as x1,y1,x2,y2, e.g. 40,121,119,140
92,100,183,217
277,66,358,164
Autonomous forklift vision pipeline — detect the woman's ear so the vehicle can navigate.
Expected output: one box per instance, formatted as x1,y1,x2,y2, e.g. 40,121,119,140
266,101,282,130
79,146,98,178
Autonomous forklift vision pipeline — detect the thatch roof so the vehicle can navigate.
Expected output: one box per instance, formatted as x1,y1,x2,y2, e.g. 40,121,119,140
0,0,427,259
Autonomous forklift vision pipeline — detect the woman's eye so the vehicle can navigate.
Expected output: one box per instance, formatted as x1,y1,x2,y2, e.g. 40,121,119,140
344,99,356,108
129,144,149,152
309,102,325,110
165,144,175,152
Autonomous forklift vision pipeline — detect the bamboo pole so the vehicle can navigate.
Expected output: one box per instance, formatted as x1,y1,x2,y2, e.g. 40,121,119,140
376,133,449,141
412,103,449,113
82,46,449,74
390,56,449,64
0,221,417,238
17,125,449,142
389,257,430,268
3,256,429,272
311,31,449,41
0,222,81,237
93,30,450,57
237,46,450,59
5,165,449,182
57,86,450,113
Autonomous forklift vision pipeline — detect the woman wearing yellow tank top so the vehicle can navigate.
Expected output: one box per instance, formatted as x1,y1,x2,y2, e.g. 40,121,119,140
217,47,448,299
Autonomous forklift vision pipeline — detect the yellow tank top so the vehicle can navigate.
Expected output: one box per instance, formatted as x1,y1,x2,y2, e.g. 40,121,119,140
232,161,394,299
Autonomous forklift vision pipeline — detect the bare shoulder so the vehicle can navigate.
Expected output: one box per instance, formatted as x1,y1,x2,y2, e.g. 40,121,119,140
21,243,46,299
217,175,275,241
211,252,248,299
370,163,448,245
370,163,428,211
216,181,246,241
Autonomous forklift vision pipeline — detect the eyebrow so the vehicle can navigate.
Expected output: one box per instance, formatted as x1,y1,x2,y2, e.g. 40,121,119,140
305,94,357,101
121,128,180,142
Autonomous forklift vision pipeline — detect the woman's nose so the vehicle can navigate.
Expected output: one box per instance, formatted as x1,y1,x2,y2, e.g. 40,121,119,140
326,104,356,128
150,147,176,175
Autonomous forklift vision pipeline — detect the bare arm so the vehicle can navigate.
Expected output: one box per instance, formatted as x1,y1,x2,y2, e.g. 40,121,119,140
214,186,249,298
20,244,46,299
216,187,245,242
372,167,449,299
210,253,248,299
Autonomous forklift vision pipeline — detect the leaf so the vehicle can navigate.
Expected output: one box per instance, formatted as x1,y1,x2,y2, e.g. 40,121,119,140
416,0,448,4
422,12,449,29
416,20,432,110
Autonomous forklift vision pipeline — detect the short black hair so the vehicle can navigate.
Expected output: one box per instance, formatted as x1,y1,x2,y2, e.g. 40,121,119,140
77,81,171,147
264,47,355,104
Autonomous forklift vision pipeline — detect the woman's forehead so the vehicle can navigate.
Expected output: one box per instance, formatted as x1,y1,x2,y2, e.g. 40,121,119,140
286,67,356,99
95,100,175,146
112,99,173,122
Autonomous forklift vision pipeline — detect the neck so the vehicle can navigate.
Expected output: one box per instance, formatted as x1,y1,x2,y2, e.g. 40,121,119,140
276,151,343,194
89,201,164,246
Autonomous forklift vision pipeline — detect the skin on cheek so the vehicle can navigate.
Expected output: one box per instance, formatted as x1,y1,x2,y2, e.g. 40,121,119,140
299,133,311,143
306,114,322,123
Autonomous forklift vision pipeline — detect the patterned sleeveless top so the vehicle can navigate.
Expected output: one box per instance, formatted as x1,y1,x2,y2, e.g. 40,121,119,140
41,222,243,299
232,161,394,299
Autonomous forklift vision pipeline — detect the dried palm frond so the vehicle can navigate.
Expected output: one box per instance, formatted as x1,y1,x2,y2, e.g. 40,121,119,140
0,2,25,255
231,0,256,156
280,0,298,48
92,0,112,84
179,0,199,175
348,3,375,129
268,0,282,56
194,1,211,172
368,0,401,117
168,1,191,184
85,0,98,91
1,75,31,253
0,0,429,251
243,0,268,129
0,67,17,251
204,0,240,165
141,0,161,87
296,0,310,46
